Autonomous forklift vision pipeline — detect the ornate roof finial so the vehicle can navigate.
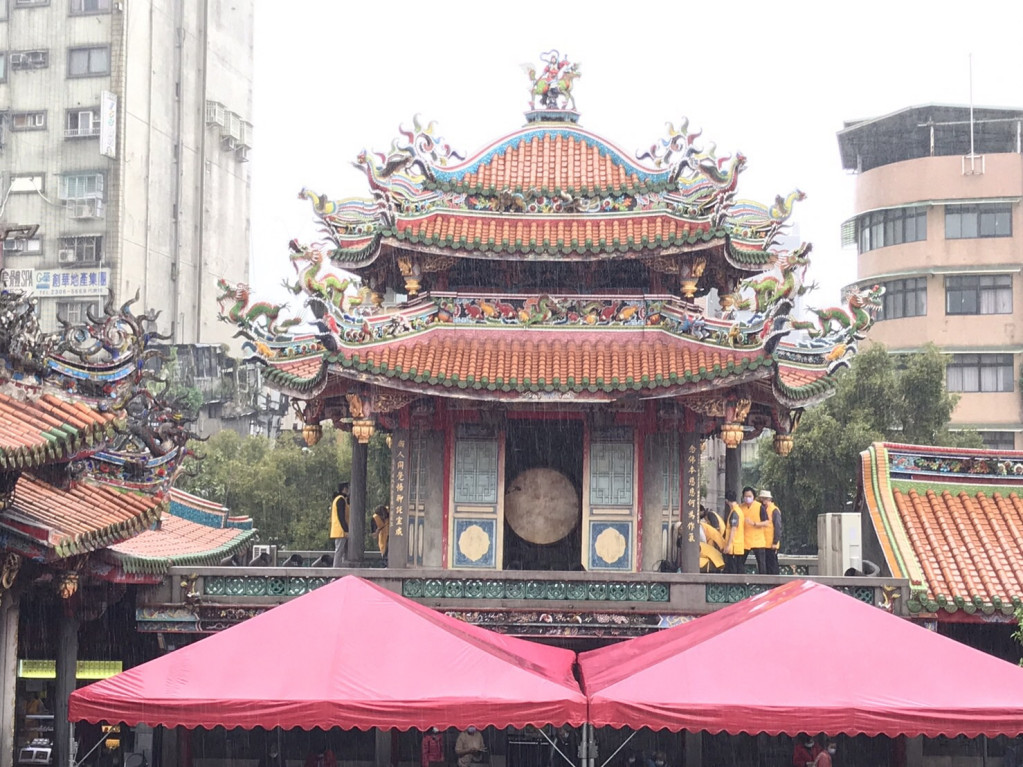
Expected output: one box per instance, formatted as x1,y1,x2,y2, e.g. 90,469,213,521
525,50,581,123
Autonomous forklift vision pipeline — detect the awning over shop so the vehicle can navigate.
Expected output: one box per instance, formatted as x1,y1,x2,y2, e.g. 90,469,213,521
70,575,586,731
578,580,1023,737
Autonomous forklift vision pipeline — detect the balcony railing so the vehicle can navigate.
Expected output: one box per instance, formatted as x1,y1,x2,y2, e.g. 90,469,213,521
144,563,907,638
65,126,101,138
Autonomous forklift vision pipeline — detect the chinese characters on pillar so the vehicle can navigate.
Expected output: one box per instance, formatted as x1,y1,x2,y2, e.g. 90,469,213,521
391,437,407,537
678,432,701,573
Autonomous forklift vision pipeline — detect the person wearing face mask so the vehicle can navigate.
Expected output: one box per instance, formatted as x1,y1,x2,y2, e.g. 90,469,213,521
456,727,487,767
422,727,445,767
739,486,769,574
813,740,837,767
652,750,668,767
793,735,821,767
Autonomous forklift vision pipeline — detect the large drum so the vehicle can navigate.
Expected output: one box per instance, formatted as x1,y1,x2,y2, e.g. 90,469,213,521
505,467,580,544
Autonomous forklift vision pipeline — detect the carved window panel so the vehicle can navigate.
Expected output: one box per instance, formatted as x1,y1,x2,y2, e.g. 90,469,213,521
589,440,634,507
454,439,499,505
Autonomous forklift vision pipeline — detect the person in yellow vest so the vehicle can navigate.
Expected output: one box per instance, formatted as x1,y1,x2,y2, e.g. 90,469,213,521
721,490,746,574
740,485,769,574
330,482,350,567
370,505,390,564
759,489,783,575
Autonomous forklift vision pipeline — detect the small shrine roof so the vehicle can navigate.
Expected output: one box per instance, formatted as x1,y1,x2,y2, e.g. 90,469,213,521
104,488,255,575
860,442,1023,620
0,391,121,470
1,473,164,559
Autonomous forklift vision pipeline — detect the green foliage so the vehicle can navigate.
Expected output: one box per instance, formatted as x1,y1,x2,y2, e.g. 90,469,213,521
1014,607,1023,666
757,343,983,549
148,347,204,416
178,425,379,550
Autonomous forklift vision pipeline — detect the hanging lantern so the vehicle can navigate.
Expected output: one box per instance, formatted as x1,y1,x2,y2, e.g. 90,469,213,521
352,418,376,444
773,433,794,456
720,422,744,449
57,572,79,600
302,423,323,447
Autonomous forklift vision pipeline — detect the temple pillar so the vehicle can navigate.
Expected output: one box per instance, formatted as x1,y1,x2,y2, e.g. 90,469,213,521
905,737,923,767
374,729,391,767
349,435,368,567
724,445,740,502
388,429,410,569
679,432,701,573
0,592,20,767
421,431,445,568
640,434,663,571
54,611,80,767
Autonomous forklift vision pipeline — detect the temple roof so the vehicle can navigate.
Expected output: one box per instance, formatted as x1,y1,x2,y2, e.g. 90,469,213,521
102,488,255,576
0,473,164,559
860,442,1023,620
0,391,121,470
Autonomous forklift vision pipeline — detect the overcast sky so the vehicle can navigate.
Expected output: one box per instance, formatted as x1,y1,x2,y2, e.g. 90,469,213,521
249,0,1023,307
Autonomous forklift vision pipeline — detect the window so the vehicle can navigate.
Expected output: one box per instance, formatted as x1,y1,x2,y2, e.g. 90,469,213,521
65,108,100,138
8,174,44,193
856,207,927,254
58,235,102,264
68,46,109,77
2,236,42,254
59,172,104,200
979,431,1016,451
56,300,100,325
9,50,48,70
945,274,1012,315
945,204,1013,239
14,0,48,6
0,0,8,20
70,0,110,13
10,111,46,131
0,53,7,83
879,277,927,320
947,354,1014,393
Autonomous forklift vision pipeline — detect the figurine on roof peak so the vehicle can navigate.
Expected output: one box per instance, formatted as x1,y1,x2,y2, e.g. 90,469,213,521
527,50,580,111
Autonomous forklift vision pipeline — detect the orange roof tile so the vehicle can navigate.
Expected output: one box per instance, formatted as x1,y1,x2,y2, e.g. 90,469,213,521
392,212,714,255
434,132,668,195
106,511,255,574
0,392,121,469
331,328,771,397
861,442,1023,618
2,473,163,558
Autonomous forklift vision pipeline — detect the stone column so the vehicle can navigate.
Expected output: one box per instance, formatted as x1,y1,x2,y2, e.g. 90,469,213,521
724,445,740,501
0,592,20,767
679,432,701,573
349,435,368,567
54,612,80,767
388,429,410,569
683,731,702,767
640,434,663,572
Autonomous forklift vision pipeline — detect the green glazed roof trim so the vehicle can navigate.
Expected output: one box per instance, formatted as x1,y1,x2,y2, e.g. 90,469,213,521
52,495,165,559
725,239,776,267
0,417,121,470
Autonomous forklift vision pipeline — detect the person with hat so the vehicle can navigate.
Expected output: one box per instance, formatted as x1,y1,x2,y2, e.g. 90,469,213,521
739,486,769,574
759,489,783,575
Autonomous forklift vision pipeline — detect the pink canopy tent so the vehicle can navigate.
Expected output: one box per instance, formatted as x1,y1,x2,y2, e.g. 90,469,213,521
579,580,1023,737
70,575,586,731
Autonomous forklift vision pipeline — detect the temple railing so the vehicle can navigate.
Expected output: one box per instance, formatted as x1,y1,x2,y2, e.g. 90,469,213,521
142,564,907,637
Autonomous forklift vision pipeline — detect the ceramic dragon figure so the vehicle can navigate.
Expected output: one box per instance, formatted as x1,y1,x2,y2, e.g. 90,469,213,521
216,278,299,338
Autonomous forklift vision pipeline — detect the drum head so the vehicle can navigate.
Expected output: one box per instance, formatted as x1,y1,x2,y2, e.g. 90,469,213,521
505,467,579,544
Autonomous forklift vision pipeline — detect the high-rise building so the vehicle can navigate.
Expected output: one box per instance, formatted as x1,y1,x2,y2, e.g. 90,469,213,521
0,0,253,347
838,104,1023,449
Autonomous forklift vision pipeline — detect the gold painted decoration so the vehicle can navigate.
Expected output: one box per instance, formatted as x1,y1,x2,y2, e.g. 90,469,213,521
457,524,491,563
594,527,627,565
773,433,794,456
352,418,376,444
302,424,323,447
720,422,744,449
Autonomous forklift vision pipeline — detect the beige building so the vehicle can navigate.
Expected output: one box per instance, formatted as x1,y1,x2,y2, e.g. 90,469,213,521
838,104,1023,449
0,0,253,348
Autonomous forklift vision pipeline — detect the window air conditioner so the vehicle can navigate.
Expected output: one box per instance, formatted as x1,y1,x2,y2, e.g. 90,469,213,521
3,239,25,252
220,135,238,151
58,249,77,264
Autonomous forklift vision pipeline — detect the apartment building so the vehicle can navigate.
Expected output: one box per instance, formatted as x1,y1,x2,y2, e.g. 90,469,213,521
0,0,253,348
838,104,1023,449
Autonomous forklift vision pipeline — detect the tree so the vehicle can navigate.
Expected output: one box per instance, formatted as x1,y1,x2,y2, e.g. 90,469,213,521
178,425,361,550
757,343,982,548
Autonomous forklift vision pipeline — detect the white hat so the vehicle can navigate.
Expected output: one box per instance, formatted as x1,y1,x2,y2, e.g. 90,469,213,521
758,489,772,499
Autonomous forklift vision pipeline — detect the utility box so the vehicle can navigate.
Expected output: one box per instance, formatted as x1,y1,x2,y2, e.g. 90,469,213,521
817,513,862,576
